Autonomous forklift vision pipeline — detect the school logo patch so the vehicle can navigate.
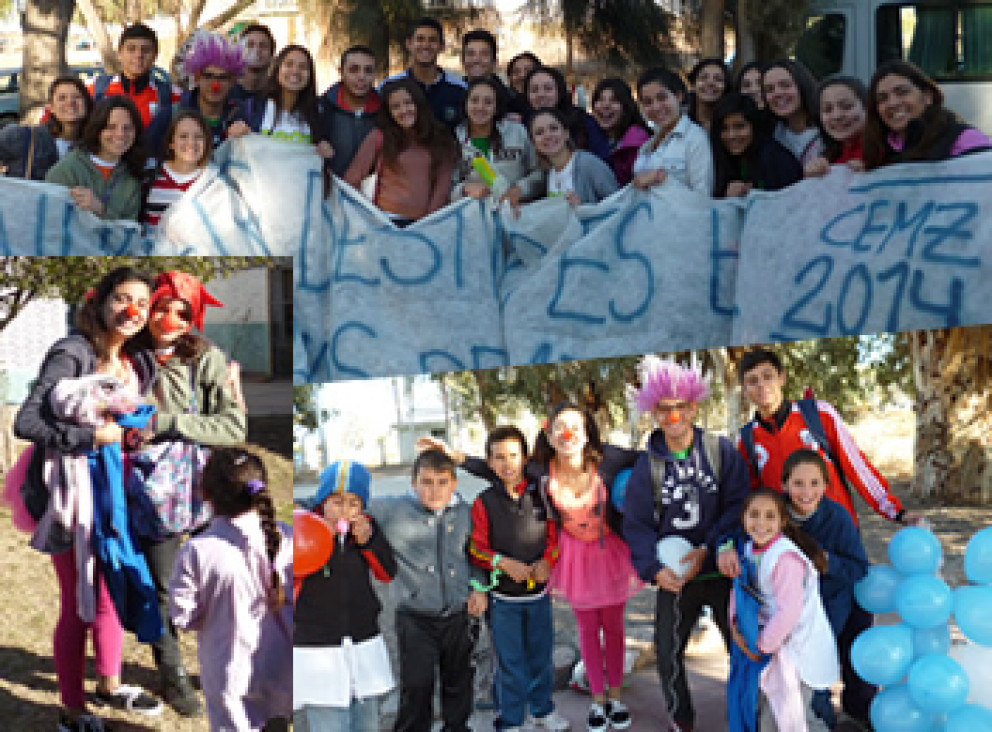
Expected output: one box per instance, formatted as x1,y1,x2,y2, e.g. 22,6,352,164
754,443,769,471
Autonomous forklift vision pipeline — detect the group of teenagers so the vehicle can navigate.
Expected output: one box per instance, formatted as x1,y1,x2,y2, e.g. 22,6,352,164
301,346,925,732
2,266,293,732
4,16,992,233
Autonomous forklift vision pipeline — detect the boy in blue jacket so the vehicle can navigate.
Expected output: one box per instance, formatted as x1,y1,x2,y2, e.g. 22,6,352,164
622,357,750,732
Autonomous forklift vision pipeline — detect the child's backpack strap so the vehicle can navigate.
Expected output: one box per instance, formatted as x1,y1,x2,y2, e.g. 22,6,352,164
701,431,722,484
92,73,113,101
796,397,854,499
739,421,760,483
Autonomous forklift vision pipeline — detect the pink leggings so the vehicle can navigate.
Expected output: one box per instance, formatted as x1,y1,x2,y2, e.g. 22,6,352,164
52,550,123,709
573,603,626,696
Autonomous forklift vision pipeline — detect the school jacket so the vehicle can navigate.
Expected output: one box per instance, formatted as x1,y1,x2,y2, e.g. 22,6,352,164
45,148,143,221
737,399,903,526
623,426,750,583
451,118,544,201
14,335,157,522
323,83,381,177
791,496,869,633
0,123,61,180
368,493,483,616
544,149,619,204
149,345,246,446
295,515,396,646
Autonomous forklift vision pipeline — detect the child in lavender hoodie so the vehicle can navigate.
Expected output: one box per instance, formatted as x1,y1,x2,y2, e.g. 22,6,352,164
169,448,292,731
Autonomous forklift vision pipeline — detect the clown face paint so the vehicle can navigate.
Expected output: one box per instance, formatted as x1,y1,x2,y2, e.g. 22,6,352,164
550,408,586,458
149,298,192,346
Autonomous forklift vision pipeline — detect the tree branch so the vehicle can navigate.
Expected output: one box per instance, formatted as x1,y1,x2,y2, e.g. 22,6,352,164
202,0,255,31
76,0,119,73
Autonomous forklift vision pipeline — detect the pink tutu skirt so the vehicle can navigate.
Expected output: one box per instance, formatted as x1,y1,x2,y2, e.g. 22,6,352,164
548,530,643,610
1,445,38,533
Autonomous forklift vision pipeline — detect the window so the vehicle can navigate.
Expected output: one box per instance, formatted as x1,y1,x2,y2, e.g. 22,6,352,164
877,2,992,79
795,13,847,80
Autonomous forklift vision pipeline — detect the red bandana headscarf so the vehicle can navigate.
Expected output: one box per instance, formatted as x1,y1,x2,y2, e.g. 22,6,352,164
150,271,223,331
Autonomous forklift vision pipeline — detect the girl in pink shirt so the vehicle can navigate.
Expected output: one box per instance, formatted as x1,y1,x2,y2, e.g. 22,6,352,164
169,448,292,731
343,77,456,227
731,488,838,731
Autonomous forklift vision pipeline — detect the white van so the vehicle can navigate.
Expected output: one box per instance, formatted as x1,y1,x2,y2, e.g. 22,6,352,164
795,0,992,134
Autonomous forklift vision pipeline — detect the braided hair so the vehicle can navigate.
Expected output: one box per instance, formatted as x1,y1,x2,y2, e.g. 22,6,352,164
201,447,286,609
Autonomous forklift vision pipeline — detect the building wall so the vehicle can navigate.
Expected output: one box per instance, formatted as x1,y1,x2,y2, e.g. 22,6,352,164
202,268,272,375
0,299,68,403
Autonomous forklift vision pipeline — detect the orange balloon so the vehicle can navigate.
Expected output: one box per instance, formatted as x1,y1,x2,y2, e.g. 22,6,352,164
293,509,333,578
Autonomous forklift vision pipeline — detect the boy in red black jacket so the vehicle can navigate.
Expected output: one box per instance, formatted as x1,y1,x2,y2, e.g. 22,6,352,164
460,426,568,732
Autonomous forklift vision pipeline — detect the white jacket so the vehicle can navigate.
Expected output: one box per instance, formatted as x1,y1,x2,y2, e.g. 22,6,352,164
751,534,839,690
451,119,544,201
633,113,713,196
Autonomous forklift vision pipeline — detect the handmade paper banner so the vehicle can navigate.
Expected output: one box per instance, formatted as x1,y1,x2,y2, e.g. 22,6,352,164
2,138,990,383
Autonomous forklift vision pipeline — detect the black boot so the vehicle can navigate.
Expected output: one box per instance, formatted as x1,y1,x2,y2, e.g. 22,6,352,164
159,663,203,717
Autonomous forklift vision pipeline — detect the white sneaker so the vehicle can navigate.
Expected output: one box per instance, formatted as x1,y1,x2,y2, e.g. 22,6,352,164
532,709,571,731
606,699,631,730
585,703,608,732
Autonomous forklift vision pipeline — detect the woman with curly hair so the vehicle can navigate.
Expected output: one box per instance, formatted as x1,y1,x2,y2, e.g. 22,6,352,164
343,77,457,226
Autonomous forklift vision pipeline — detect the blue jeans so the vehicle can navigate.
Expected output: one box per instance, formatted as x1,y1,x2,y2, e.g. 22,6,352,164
488,593,555,728
293,698,379,732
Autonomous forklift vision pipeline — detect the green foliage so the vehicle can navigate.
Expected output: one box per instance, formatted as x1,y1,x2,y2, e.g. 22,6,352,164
523,0,674,67
294,383,319,430
0,256,271,333
436,336,913,437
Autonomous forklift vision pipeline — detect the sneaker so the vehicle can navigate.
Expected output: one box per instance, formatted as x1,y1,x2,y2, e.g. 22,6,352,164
531,709,571,731
94,684,163,717
57,713,107,732
605,700,631,730
160,665,204,717
586,703,608,732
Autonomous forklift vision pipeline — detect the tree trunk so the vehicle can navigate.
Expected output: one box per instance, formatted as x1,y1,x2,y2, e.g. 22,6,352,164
734,0,756,71
125,0,140,24
76,0,118,73
910,327,992,504
700,0,724,59
20,0,74,119
471,370,496,432
564,26,574,77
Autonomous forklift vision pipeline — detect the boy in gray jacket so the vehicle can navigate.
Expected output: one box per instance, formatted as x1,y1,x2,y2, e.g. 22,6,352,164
369,449,487,731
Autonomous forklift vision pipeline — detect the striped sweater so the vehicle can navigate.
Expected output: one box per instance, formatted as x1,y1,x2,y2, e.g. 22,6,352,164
143,164,203,231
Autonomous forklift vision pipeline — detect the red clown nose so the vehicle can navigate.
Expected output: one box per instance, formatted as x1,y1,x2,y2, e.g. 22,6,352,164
162,312,186,333
561,428,576,441
125,304,142,319
667,411,681,424
210,82,221,93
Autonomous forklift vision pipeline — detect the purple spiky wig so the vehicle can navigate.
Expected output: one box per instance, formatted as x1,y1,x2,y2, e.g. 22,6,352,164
628,355,710,414
182,31,246,78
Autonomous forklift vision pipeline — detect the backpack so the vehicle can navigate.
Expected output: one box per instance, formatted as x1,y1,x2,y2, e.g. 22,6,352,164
648,430,723,510
739,397,854,499
92,67,174,115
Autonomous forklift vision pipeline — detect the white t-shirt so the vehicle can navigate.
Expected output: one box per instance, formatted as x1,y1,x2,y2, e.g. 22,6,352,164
258,99,312,144
547,153,576,197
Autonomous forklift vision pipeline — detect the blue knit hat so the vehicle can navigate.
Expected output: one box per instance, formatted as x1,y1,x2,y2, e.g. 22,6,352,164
306,460,371,511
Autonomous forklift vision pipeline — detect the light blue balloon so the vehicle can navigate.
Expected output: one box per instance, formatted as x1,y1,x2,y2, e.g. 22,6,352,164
889,527,942,575
851,623,915,686
896,574,953,629
965,527,992,585
855,564,903,613
611,468,631,511
907,655,969,713
944,704,992,732
913,624,952,657
953,585,992,646
871,684,938,732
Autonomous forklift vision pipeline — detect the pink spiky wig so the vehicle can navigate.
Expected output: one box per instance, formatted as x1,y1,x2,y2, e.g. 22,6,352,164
182,31,246,78
627,355,710,414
